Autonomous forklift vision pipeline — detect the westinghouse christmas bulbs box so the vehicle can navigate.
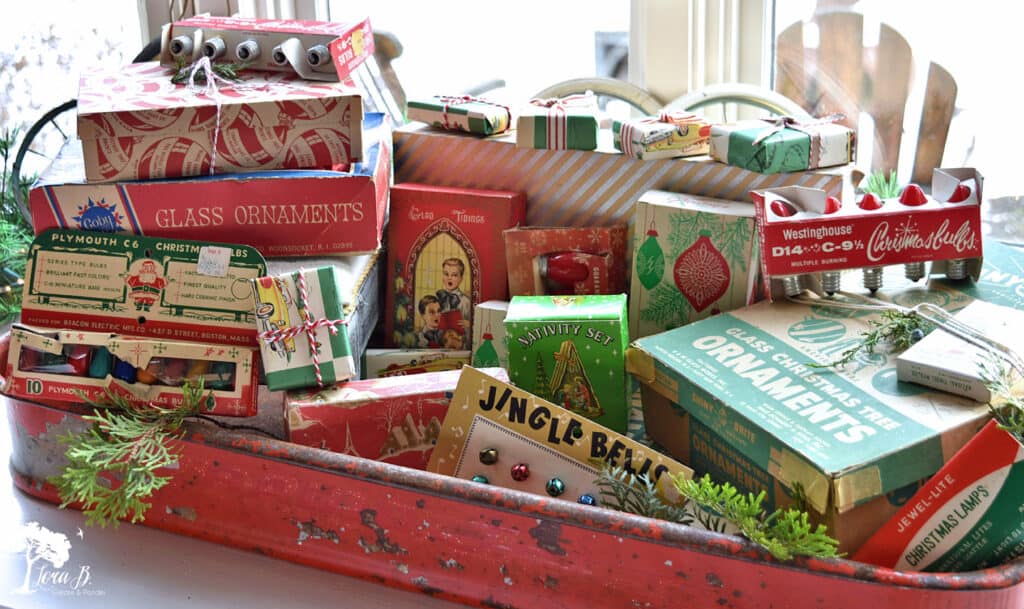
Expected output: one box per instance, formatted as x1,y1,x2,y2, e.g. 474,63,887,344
20,229,266,346
286,367,508,470
630,190,760,339
4,324,258,416
385,183,526,351
504,294,629,433
77,62,363,182
627,286,994,553
30,114,391,256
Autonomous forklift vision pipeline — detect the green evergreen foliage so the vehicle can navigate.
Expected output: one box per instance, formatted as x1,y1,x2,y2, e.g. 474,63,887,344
861,170,902,198
0,128,34,326
812,309,932,368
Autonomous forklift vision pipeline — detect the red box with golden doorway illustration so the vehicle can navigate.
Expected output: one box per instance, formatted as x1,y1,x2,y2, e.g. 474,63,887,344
384,183,526,351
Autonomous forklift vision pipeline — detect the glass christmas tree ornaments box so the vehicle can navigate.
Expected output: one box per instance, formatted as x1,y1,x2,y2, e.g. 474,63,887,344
630,190,761,340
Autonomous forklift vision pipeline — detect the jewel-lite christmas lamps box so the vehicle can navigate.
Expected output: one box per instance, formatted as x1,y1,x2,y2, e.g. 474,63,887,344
627,283,997,553
4,324,259,416
709,116,855,174
30,114,391,257
385,183,526,351
255,253,381,390
630,190,760,340
159,15,374,83
77,62,363,183
503,226,628,296
504,294,629,434
20,229,266,346
286,367,508,470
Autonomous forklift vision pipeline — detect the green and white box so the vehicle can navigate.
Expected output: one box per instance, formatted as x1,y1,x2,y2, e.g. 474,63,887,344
630,190,760,340
254,253,380,390
628,279,998,552
472,300,510,369
505,294,629,433
407,95,511,136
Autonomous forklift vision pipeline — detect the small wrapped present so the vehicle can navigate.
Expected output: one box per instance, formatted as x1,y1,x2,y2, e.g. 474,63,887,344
515,93,599,150
613,111,711,160
709,115,855,174
252,265,361,391
407,95,512,135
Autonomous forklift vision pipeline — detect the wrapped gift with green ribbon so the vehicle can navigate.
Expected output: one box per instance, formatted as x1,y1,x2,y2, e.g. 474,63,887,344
709,115,856,174
407,95,512,135
252,265,359,391
516,92,599,151
613,111,712,160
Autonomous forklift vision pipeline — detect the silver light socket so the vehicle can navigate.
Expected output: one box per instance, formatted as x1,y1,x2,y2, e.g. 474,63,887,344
202,37,227,60
169,35,193,58
271,44,290,66
235,39,260,61
306,44,331,67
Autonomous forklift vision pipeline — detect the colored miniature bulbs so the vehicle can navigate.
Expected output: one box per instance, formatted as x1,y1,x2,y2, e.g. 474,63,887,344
539,253,590,287
169,35,193,58
235,39,261,61
858,193,883,210
898,183,928,206
201,37,227,60
824,196,842,214
769,199,797,217
948,183,972,203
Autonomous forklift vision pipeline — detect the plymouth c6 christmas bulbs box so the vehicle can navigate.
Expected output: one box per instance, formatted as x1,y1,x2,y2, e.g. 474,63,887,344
630,190,760,340
504,294,629,433
385,183,526,352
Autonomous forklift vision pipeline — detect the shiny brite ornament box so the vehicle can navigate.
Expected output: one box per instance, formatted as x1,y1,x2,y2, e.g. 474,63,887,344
76,62,363,183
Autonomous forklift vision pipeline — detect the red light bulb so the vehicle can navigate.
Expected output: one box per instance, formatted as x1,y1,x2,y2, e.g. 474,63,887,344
898,183,928,206
858,193,883,210
824,196,842,214
539,253,590,287
769,199,797,217
948,183,972,203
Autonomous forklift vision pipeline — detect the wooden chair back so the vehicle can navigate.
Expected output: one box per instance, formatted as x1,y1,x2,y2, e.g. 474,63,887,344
775,10,957,185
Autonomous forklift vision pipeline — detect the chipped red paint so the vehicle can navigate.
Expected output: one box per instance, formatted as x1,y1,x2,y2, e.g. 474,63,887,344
4,351,1024,607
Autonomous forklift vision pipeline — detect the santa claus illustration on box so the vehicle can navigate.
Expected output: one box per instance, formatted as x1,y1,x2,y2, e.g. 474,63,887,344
126,259,166,311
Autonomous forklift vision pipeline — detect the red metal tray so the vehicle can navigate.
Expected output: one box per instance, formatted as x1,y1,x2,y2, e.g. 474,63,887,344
5,336,1024,608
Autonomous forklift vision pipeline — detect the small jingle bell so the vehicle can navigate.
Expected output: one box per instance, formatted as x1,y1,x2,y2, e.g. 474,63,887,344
479,447,499,465
910,328,926,343
510,463,530,481
545,478,566,497
577,494,597,506
471,475,489,484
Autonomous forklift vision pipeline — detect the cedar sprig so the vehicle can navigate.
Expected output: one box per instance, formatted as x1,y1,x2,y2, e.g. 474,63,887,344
674,474,842,561
171,58,251,85
979,354,1024,441
50,381,207,527
812,308,931,368
862,170,901,198
593,462,694,523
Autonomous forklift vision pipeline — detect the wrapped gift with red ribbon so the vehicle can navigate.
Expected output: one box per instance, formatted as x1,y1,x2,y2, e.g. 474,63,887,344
709,114,855,174
515,92,599,150
407,95,512,135
613,111,712,160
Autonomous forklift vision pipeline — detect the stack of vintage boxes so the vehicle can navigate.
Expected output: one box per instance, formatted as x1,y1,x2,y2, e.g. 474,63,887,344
9,12,1019,574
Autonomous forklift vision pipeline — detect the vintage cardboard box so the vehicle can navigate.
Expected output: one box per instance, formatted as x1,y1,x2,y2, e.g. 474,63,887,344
361,348,470,379
627,274,1009,552
630,190,760,340
504,226,628,296
471,300,509,369
4,323,259,416
20,229,266,346
394,123,849,228
505,295,629,433
385,183,526,351
77,62,363,183
159,15,374,82
29,114,391,256
407,95,511,136
612,112,711,160
897,300,1024,402
255,253,380,390
516,94,600,151
710,117,856,173
286,367,508,470
428,367,694,505
854,419,1024,572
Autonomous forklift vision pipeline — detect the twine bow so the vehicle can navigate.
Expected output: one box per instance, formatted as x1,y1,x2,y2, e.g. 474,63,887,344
436,95,511,132
751,114,845,169
258,269,347,387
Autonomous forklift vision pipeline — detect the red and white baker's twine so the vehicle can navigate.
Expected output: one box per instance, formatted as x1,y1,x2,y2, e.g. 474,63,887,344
258,269,347,387
528,93,593,150
437,95,510,131
187,56,238,175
